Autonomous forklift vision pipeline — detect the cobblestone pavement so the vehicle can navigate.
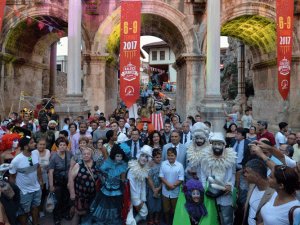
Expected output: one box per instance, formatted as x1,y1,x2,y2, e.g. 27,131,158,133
40,213,150,225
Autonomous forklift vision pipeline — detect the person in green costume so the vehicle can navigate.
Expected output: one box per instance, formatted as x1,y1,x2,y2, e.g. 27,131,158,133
174,122,220,225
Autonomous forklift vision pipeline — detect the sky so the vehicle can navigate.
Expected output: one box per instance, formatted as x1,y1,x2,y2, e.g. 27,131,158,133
57,36,229,57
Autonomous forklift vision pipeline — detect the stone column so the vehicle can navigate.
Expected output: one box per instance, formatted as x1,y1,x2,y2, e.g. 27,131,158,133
82,53,118,117
201,0,224,133
175,54,206,118
67,0,82,95
206,0,221,97
56,1,89,128
49,43,57,96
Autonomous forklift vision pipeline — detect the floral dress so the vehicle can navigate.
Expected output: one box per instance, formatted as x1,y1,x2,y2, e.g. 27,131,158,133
74,161,98,215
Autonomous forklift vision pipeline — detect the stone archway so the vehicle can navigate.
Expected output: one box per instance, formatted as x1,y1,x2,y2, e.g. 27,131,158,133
220,0,300,129
87,1,202,117
0,3,92,116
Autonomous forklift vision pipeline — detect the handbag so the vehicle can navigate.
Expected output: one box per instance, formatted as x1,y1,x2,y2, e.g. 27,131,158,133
205,183,225,199
45,192,57,213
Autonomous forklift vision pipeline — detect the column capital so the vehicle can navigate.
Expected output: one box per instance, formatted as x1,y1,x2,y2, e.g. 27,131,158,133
83,53,110,62
175,53,206,68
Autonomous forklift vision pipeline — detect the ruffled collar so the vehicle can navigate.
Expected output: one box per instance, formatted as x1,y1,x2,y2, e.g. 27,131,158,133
128,160,150,182
186,143,211,167
200,147,236,181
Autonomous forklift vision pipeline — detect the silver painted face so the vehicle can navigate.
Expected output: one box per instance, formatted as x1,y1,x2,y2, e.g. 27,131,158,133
139,153,149,165
195,135,206,146
115,154,123,163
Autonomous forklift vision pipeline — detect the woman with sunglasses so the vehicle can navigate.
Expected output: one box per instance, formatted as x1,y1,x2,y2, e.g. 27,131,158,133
259,165,300,225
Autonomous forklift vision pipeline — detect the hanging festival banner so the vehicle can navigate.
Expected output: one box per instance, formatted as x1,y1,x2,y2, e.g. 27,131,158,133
119,0,141,108
276,0,294,100
0,0,6,33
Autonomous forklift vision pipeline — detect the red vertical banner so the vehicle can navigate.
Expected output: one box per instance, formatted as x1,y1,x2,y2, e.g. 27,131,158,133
276,0,294,100
120,1,141,108
0,0,6,33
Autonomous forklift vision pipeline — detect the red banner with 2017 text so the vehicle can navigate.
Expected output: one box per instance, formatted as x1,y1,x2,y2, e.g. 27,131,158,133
0,0,6,33
119,1,141,108
276,0,294,100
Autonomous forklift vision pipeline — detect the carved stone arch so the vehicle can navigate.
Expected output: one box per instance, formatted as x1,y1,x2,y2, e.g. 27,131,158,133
92,1,197,58
1,5,91,56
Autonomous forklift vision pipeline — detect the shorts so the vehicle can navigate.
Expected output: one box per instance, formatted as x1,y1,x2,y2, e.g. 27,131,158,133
18,189,42,216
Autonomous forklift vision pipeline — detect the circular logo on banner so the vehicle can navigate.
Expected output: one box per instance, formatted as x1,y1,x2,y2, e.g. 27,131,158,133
278,58,290,76
281,80,289,90
121,63,138,81
125,86,135,96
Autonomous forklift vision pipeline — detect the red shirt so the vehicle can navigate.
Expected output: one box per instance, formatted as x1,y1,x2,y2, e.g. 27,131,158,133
257,130,276,146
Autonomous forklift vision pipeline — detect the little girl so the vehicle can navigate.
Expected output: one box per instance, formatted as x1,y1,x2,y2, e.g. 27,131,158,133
147,148,162,225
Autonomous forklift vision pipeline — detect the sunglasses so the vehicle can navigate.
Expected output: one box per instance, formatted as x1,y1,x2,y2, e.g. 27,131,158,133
278,165,287,181
28,157,33,166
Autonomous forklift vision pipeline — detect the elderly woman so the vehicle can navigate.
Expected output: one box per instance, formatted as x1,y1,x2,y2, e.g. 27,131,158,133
68,147,97,225
48,137,73,225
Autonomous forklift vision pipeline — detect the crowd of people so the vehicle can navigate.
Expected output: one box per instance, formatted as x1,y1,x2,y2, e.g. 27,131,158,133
0,92,300,225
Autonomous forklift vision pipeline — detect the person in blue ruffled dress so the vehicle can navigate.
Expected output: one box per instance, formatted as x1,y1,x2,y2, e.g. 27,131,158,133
83,144,128,225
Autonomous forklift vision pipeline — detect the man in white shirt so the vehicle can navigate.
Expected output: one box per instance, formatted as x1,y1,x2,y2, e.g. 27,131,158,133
9,136,43,225
242,159,274,225
275,122,288,148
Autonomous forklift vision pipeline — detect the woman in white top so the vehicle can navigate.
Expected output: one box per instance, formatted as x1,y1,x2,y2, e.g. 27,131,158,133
260,165,300,225
37,138,51,216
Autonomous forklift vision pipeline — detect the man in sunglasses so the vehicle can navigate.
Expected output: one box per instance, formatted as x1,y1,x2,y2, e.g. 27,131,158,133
9,136,43,225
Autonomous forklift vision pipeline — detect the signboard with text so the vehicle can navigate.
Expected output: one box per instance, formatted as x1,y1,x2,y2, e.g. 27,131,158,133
119,1,141,108
276,0,294,100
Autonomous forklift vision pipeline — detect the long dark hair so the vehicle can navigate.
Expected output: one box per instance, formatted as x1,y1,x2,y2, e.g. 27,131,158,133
274,165,300,195
148,130,164,147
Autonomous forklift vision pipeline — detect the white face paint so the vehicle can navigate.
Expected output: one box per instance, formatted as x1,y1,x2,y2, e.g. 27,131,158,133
143,123,148,131
195,135,206,147
191,189,201,203
115,153,123,163
139,153,149,166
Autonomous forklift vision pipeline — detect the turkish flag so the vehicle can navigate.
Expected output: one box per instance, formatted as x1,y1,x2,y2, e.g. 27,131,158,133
0,0,6,33
119,1,141,108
